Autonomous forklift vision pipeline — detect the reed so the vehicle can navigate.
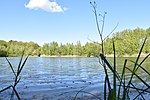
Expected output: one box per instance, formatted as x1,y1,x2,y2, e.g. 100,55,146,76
74,1,150,100
99,38,150,99
0,51,28,100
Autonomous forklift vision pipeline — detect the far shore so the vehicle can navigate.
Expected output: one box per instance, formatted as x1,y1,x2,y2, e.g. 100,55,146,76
40,55,89,58
1,53,148,58
37,53,149,58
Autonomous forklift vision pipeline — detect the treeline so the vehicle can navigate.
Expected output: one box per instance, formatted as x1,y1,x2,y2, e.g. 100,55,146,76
41,41,100,57
0,40,100,57
104,27,150,56
0,27,150,57
0,40,40,57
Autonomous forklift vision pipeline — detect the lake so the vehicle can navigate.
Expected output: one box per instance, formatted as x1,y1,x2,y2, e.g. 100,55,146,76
0,57,150,99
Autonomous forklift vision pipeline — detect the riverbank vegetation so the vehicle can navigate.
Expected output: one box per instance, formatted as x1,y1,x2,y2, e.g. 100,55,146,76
0,27,150,57
88,1,150,99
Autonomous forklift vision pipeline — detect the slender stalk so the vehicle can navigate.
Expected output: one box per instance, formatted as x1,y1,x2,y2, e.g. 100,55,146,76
4,51,29,100
0,86,12,93
118,59,127,100
113,41,116,100
126,37,147,93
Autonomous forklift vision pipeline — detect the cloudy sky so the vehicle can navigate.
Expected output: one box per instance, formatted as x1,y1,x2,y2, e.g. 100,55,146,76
0,0,150,45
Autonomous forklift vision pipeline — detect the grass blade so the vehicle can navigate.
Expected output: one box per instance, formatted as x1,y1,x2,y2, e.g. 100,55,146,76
126,37,147,93
100,54,120,81
104,76,107,100
113,41,116,100
12,86,21,100
134,87,150,99
118,59,127,99
125,67,150,88
73,86,88,100
75,90,101,100
0,86,12,93
17,56,29,76
17,52,24,75
128,60,150,76
5,57,16,77
139,53,150,65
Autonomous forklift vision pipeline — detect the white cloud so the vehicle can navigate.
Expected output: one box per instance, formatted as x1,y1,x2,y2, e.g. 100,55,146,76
25,0,66,13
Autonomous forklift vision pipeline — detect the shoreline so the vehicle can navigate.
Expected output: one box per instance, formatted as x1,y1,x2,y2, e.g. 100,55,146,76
40,53,149,58
40,55,89,58
1,53,149,58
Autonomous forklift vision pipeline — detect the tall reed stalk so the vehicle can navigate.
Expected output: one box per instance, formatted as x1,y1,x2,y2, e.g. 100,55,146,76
90,1,150,100
0,52,28,100
63,1,150,100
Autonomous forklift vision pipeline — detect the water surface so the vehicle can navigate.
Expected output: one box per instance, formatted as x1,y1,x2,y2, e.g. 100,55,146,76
0,57,150,99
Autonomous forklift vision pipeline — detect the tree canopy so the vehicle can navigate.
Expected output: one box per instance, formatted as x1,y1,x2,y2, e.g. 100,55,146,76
0,27,150,57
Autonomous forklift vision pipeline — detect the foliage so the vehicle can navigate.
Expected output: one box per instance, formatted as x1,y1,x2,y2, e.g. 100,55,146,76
0,40,40,57
0,27,150,57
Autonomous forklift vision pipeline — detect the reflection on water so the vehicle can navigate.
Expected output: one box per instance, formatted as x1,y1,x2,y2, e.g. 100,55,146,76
0,57,150,99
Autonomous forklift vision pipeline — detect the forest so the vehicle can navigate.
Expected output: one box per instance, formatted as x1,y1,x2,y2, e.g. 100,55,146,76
0,27,150,57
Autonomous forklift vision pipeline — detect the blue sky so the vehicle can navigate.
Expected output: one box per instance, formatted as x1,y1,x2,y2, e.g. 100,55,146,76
0,0,150,46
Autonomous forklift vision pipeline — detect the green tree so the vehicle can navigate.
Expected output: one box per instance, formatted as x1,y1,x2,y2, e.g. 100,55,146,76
74,41,83,56
42,43,50,55
49,41,59,55
66,43,74,55
84,42,100,57
59,44,68,55
0,40,7,57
